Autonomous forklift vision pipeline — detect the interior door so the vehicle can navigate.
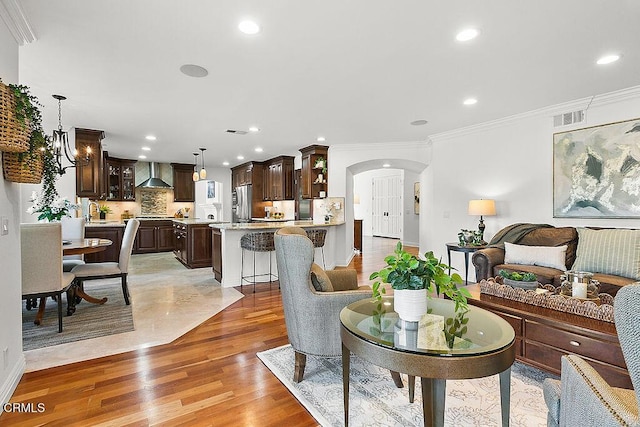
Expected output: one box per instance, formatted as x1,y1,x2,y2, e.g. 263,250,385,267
372,175,402,238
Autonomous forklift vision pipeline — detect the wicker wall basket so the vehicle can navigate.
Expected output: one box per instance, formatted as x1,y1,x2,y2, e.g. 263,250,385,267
0,82,30,153
2,151,43,184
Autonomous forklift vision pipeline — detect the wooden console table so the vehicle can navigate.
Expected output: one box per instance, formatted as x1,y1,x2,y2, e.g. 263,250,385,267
466,284,632,389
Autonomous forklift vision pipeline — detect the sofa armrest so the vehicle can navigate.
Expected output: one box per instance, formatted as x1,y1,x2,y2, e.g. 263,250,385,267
326,269,360,291
472,247,505,282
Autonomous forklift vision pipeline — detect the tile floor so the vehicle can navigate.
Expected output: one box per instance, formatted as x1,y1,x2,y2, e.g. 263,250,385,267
24,252,243,372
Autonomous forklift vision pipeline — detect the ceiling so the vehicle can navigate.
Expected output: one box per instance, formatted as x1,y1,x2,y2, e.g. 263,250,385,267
11,0,640,167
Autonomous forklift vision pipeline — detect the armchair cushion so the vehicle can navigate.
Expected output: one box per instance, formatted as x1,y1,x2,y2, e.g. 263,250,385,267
310,263,334,292
325,269,361,291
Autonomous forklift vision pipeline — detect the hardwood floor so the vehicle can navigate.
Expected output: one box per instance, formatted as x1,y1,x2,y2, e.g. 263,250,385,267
2,236,410,426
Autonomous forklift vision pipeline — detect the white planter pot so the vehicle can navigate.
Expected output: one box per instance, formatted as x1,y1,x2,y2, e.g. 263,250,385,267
393,288,428,322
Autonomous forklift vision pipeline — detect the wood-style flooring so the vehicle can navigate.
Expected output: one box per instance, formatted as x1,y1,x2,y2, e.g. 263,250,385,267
2,236,415,426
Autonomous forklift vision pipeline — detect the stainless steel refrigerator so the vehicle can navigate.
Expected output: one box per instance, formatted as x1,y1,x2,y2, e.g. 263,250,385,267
232,184,252,222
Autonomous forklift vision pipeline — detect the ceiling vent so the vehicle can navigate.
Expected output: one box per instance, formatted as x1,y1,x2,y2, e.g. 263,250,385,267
553,110,585,127
226,129,248,135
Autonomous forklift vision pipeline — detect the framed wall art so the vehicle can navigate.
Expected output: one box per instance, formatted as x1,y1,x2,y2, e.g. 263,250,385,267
414,182,420,214
553,117,640,218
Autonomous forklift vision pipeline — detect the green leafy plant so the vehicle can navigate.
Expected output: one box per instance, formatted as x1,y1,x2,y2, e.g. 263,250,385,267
314,156,327,174
499,269,537,282
99,205,112,214
370,242,470,313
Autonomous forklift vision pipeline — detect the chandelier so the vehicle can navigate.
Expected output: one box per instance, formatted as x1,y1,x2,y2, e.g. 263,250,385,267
192,147,207,181
51,94,91,175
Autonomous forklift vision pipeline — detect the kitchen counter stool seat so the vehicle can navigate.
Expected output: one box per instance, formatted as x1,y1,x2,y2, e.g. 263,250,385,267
306,229,327,268
240,231,278,293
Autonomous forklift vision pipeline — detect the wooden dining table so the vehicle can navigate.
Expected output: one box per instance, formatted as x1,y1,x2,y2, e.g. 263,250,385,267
63,238,113,315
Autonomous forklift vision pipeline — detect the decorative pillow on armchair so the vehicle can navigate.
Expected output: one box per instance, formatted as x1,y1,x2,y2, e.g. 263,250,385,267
572,228,640,280
504,242,568,271
310,263,334,292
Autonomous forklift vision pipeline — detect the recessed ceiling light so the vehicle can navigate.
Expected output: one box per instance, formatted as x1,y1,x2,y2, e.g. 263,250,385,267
145,135,157,141
179,64,209,78
138,155,147,159
317,136,326,142
249,126,260,132
222,161,230,166
141,146,151,151
463,98,478,106
382,163,391,168
237,155,245,160
410,119,428,126
456,28,479,42
255,147,263,152
239,20,260,35
596,54,621,65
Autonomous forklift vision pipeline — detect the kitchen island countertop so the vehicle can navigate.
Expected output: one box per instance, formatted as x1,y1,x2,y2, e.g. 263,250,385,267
211,220,344,230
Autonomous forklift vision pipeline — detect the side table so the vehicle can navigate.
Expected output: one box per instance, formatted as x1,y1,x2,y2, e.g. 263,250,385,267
446,243,486,285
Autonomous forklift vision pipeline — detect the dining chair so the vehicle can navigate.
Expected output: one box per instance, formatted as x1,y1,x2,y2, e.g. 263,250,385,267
61,216,85,272
70,219,139,305
21,223,76,332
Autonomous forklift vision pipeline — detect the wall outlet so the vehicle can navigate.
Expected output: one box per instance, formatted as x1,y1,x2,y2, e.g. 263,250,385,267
1,217,8,236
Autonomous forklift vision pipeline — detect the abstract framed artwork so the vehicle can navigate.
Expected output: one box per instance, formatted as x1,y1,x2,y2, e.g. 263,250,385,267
553,117,640,218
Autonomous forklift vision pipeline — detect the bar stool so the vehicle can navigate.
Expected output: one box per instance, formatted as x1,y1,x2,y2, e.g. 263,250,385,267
306,229,327,268
240,231,278,293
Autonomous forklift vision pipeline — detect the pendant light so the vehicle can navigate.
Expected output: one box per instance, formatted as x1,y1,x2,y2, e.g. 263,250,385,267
51,94,91,175
199,147,207,180
192,152,200,182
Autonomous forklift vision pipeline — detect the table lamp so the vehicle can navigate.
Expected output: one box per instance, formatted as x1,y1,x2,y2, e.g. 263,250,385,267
468,199,496,245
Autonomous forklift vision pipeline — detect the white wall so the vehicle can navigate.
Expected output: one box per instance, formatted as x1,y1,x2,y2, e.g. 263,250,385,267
0,22,26,404
423,86,640,278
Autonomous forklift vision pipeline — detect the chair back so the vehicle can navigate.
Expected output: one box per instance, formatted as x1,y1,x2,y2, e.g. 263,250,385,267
274,227,316,350
118,219,140,273
614,283,640,400
21,223,64,294
61,217,85,261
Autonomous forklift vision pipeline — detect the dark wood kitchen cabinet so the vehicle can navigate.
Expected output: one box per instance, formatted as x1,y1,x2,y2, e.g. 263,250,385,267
211,227,222,282
263,156,294,201
84,225,124,263
173,221,212,268
171,163,195,202
300,145,328,199
133,220,175,254
104,152,137,201
75,128,105,199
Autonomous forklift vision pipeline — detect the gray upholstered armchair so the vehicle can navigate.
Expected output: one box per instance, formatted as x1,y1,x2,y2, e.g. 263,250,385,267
543,283,640,426
274,227,371,382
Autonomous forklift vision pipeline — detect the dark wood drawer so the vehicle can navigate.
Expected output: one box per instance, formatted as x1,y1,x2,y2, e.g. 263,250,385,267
524,341,632,389
494,311,523,337
526,320,625,368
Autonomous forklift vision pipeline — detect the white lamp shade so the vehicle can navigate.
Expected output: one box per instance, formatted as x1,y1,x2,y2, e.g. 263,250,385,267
468,199,496,216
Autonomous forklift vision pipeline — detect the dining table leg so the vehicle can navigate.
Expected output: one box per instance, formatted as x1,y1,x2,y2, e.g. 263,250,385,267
66,281,107,316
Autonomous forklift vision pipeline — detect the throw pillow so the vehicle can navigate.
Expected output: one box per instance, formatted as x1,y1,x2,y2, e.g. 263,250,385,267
310,263,334,292
572,228,640,280
504,242,568,271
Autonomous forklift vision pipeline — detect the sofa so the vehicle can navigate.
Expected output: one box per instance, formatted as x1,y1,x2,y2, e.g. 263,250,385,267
472,223,640,296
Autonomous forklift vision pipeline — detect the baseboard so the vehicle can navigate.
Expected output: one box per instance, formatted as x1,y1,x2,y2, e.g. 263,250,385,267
0,354,25,405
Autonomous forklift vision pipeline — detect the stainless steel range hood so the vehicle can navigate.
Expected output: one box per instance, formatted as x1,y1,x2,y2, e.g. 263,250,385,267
136,162,172,189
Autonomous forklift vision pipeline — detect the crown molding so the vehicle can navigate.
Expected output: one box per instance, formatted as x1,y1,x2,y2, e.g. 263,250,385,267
330,140,431,153
0,0,36,46
430,85,640,143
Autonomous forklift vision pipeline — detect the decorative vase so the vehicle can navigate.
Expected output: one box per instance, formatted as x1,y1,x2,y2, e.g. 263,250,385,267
99,212,106,220
393,288,428,322
503,278,538,290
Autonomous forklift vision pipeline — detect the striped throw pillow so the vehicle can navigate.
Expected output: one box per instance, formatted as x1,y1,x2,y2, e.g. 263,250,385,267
571,228,640,280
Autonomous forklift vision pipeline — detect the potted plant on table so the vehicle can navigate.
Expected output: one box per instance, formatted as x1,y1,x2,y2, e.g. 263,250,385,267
498,269,538,290
370,242,471,339
99,205,112,220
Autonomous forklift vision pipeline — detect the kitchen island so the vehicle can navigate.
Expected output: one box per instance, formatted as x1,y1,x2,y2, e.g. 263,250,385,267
210,220,345,287
172,219,228,268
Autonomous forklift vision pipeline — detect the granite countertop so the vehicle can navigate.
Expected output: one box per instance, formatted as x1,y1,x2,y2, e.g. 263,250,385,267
251,217,294,222
211,220,345,230
85,221,126,227
172,218,229,225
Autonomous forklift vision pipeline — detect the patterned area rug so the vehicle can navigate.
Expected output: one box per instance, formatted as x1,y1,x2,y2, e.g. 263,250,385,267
22,281,134,351
258,344,557,427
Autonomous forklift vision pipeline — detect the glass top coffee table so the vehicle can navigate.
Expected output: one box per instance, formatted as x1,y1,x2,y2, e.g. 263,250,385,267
340,296,516,427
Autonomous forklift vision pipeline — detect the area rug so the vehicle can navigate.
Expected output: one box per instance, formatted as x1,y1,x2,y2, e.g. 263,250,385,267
257,344,556,427
22,282,134,351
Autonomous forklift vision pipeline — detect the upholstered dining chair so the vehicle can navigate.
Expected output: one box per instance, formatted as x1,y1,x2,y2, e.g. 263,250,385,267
274,226,371,382
70,219,139,305
543,283,640,427
61,216,85,272
21,223,76,332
